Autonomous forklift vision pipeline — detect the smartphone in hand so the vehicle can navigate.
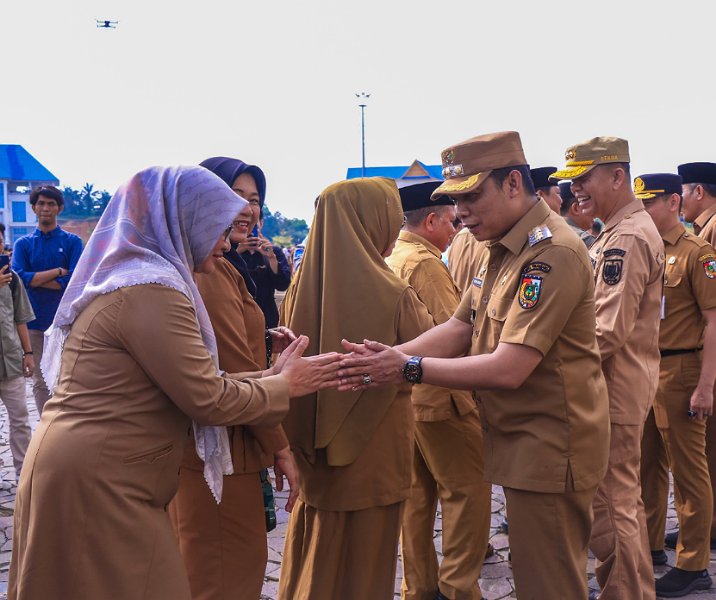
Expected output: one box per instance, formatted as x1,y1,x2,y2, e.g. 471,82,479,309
0,255,10,272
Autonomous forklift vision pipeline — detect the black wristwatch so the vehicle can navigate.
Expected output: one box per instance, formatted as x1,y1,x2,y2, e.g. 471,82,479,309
402,356,424,384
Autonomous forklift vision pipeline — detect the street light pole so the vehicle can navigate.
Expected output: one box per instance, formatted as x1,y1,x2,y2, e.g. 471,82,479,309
355,92,370,178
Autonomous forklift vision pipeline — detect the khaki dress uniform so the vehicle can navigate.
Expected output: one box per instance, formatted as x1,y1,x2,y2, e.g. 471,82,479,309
170,258,289,600
693,203,716,541
9,284,290,600
453,200,609,599
587,198,664,600
640,224,716,569
387,230,491,600
446,228,487,296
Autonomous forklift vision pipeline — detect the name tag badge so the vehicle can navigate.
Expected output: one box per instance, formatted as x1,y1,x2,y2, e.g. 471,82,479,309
661,295,665,320
472,277,483,288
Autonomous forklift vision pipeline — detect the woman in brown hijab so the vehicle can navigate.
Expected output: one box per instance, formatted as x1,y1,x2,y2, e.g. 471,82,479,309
278,178,433,600
170,158,296,600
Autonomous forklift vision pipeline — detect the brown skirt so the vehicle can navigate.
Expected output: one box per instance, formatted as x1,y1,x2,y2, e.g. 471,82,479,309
169,468,267,600
278,499,403,600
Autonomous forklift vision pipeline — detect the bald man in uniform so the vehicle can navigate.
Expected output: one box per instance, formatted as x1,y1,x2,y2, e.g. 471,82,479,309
635,173,716,597
551,137,664,600
387,181,491,600
338,131,610,599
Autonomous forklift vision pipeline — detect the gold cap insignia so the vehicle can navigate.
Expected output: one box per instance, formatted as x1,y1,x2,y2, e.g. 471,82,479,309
565,149,576,161
634,177,645,193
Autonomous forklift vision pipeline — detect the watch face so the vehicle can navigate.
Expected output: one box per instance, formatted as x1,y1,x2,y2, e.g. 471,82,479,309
403,358,422,383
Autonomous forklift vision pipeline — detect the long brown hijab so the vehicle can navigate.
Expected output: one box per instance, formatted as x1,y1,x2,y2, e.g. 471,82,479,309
281,177,408,466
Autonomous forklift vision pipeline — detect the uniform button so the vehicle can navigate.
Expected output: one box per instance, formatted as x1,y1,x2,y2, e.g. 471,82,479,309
491,309,496,316
482,297,488,304
489,264,497,271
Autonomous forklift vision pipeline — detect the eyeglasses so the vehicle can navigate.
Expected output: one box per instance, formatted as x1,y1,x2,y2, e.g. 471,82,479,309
222,225,233,242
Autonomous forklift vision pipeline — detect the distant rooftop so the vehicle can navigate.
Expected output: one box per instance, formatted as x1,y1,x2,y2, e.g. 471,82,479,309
0,145,58,183
346,159,443,187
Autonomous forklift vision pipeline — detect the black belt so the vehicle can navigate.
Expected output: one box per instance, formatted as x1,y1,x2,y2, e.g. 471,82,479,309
660,347,703,358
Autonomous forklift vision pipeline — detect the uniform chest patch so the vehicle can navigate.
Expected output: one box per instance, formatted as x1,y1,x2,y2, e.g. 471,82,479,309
603,248,626,258
701,254,716,279
519,275,542,309
603,258,623,285
523,261,551,273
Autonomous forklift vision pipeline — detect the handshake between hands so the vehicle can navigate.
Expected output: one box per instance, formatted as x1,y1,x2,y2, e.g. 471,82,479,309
265,328,409,399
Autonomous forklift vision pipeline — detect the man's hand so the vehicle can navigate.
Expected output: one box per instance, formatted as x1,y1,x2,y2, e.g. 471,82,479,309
690,384,714,420
0,265,11,288
268,326,297,355
337,339,408,390
273,447,299,512
23,354,35,377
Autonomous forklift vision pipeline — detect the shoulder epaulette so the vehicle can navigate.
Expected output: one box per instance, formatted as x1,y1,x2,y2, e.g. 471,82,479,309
528,225,553,247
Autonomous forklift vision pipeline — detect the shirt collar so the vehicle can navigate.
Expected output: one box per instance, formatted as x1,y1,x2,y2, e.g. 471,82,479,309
495,198,551,256
601,197,644,233
398,230,442,258
694,203,716,232
662,223,686,247
33,225,62,238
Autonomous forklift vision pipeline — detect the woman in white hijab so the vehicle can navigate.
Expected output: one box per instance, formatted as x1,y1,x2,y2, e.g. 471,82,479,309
8,166,341,600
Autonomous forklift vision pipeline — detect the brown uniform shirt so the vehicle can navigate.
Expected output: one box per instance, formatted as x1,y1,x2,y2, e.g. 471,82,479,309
182,258,288,474
386,230,476,421
589,198,665,425
447,227,487,296
454,200,609,493
660,224,716,350
695,203,716,247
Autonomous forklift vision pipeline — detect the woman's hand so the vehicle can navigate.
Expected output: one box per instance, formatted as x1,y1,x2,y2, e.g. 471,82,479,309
268,326,297,355
273,446,299,512
275,336,343,397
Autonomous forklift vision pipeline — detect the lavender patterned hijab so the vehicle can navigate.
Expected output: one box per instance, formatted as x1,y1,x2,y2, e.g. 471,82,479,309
41,166,247,502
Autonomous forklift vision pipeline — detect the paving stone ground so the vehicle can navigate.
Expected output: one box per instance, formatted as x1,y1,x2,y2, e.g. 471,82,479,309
0,380,714,599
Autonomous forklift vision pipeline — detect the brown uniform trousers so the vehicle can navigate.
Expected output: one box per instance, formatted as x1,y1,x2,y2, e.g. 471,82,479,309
694,205,716,541
387,231,491,600
588,198,664,600
640,225,716,570
453,200,609,599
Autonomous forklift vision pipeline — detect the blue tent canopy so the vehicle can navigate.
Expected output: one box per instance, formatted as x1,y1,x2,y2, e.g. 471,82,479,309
346,160,443,183
0,145,58,183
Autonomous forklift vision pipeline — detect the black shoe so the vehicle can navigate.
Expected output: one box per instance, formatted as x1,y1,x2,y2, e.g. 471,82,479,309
588,589,600,600
499,518,509,534
651,549,668,565
655,567,712,597
664,530,678,549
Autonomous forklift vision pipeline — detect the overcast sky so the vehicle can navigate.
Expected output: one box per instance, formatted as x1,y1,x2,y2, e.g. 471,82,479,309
1,0,713,221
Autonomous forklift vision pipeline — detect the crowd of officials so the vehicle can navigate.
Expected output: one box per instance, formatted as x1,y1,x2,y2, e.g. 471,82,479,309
0,131,715,600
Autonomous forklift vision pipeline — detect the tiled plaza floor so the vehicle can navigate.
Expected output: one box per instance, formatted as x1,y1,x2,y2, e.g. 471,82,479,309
0,380,714,599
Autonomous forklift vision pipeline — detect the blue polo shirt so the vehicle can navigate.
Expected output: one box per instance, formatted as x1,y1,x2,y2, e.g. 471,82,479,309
12,226,84,331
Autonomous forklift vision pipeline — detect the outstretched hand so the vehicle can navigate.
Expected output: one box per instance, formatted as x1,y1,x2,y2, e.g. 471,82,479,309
337,339,408,391
275,335,343,397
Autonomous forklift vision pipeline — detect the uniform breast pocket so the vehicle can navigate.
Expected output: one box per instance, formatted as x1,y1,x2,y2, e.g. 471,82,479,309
123,443,174,465
485,295,512,349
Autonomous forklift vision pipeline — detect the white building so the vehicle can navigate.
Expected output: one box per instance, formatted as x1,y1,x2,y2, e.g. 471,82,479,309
0,144,59,246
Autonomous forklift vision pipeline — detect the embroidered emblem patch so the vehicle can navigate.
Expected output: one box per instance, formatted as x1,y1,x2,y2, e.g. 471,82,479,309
519,275,542,309
565,149,576,161
523,261,552,273
528,225,553,247
703,256,716,279
473,277,483,288
603,248,626,258
603,258,623,285
442,149,456,164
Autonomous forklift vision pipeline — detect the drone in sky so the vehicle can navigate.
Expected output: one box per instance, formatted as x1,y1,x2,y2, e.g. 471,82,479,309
96,20,118,29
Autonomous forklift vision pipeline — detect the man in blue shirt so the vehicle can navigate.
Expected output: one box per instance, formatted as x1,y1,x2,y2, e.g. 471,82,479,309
12,186,83,413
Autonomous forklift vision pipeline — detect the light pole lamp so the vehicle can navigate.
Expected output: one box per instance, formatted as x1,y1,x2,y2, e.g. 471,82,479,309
355,92,370,177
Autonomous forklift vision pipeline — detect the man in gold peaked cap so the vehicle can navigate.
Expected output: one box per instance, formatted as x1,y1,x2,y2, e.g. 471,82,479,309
553,136,664,600
340,131,610,600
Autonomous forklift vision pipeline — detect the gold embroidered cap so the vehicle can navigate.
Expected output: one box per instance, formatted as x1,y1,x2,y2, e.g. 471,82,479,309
633,173,682,200
550,136,630,181
431,131,528,199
